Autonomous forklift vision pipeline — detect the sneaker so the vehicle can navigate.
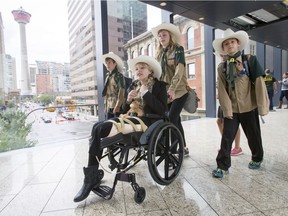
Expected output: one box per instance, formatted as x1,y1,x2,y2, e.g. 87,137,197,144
212,168,228,178
184,147,189,157
248,160,262,169
231,148,243,156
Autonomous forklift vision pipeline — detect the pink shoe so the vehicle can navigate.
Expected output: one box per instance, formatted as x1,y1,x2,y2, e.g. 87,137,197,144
231,148,243,156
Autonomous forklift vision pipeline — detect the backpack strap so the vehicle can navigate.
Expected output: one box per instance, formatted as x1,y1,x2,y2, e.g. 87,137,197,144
222,61,227,74
242,54,250,77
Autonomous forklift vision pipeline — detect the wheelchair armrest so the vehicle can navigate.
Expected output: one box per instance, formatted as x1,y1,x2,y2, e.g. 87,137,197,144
140,119,164,145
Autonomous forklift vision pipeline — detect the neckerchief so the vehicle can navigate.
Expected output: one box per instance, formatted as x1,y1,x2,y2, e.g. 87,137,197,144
226,51,241,89
102,68,116,97
161,48,168,75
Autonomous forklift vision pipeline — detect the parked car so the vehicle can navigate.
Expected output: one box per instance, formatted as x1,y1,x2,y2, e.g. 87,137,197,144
41,115,52,123
62,112,74,120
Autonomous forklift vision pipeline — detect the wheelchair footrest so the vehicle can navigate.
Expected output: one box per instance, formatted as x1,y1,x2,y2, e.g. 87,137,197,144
92,185,114,200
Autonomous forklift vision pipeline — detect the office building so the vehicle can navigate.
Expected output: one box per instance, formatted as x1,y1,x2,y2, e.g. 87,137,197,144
35,61,71,96
0,13,5,103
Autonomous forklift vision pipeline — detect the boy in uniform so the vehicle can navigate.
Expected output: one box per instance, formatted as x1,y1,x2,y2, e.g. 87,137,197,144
212,29,269,178
102,52,126,119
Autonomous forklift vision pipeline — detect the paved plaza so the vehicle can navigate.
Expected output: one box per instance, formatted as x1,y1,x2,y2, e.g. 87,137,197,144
0,109,288,216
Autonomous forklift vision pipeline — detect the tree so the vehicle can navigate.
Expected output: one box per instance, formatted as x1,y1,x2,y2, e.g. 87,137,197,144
7,101,15,108
39,94,53,105
0,109,36,152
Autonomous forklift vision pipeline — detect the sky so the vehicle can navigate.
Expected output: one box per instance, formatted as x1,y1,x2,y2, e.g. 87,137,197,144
0,0,70,65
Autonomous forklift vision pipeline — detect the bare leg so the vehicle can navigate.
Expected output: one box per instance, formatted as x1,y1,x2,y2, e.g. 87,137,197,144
216,118,224,135
234,127,241,149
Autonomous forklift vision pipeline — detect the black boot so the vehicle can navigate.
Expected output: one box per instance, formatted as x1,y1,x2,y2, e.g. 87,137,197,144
73,166,103,202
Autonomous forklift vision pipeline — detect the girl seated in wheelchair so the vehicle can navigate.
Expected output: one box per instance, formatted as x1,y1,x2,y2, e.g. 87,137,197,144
74,55,168,202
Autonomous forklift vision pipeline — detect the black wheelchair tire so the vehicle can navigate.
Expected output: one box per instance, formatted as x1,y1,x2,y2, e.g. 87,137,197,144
134,187,146,204
147,122,184,185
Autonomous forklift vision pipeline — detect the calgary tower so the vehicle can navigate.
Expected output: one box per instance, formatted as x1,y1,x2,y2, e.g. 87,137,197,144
12,7,31,97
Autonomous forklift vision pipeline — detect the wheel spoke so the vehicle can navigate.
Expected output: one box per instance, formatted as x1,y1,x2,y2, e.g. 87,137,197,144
147,122,184,185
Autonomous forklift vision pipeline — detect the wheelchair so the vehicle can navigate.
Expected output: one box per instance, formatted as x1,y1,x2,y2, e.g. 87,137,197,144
91,115,185,204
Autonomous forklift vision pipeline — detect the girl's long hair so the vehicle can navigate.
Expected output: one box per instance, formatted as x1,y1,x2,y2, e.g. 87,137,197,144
155,30,179,62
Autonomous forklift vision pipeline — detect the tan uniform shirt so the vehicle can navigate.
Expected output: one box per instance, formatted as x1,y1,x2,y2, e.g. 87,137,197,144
104,73,125,112
161,50,188,100
217,55,269,117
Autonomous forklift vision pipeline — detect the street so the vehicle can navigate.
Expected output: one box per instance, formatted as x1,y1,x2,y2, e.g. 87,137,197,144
25,103,98,146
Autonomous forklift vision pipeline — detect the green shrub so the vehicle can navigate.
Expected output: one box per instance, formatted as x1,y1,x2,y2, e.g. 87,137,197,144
0,109,36,152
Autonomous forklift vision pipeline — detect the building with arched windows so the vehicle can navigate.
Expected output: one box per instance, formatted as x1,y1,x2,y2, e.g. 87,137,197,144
124,16,205,116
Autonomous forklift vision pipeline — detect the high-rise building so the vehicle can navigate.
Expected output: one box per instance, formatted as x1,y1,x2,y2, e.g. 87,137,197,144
0,12,5,103
29,64,36,96
67,0,98,105
12,7,31,97
35,60,71,96
5,54,17,92
107,0,147,73
67,0,147,112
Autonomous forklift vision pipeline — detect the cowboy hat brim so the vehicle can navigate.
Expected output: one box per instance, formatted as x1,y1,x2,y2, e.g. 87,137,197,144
151,23,181,43
212,29,249,55
102,52,124,72
128,55,161,79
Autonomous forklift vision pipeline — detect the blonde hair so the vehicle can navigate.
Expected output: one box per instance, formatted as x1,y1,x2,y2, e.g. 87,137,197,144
155,30,179,62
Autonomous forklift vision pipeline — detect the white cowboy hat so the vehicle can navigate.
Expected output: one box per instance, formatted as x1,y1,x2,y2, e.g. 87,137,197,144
212,28,249,55
151,23,181,43
102,52,124,72
128,55,161,79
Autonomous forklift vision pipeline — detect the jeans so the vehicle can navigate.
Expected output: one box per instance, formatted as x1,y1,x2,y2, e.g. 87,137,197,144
216,109,263,170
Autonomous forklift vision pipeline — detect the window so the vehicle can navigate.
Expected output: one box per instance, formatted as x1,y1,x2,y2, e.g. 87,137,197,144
147,44,153,56
188,63,195,79
140,47,144,55
187,27,195,50
250,44,256,55
132,51,136,59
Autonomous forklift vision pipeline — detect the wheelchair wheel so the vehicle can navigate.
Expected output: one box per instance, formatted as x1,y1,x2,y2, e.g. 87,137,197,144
134,187,146,204
147,122,184,185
